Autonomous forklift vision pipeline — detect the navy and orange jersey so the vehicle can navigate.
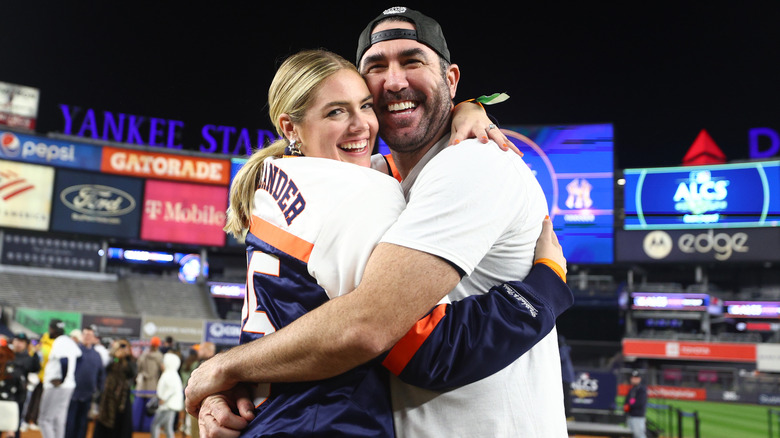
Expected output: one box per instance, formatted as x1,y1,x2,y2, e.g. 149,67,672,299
242,233,394,437
239,157,404,437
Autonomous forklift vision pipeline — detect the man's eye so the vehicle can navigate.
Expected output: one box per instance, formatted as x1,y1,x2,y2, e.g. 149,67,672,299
364,63,386,73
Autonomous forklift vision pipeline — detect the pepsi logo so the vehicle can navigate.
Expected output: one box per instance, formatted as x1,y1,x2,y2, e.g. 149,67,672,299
0,132,21,158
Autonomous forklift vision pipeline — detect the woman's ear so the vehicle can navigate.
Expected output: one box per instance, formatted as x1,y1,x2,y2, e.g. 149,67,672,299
279,114,296,141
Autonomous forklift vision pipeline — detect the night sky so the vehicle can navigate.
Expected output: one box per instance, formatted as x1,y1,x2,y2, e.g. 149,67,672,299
3,2,780,169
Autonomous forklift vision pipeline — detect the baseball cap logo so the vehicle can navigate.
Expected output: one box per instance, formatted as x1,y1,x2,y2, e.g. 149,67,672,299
383,6,408,15
0,132,21,158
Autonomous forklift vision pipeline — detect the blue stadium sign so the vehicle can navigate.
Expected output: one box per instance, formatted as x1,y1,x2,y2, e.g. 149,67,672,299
624,161,780,230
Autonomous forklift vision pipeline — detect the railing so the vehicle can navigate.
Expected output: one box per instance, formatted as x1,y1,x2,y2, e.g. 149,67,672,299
647,402,699,438
769,409,780,438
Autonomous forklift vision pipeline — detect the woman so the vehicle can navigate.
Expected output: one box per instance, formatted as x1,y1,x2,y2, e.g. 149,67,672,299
178,347,199,435
218,49,569,437
150,352,184,438
93,340,136,438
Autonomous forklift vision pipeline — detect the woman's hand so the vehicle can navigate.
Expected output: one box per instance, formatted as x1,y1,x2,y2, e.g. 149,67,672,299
449,101,521,156
534,216,566,277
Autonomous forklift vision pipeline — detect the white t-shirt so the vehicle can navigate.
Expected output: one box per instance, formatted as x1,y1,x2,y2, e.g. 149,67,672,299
381,138,567,437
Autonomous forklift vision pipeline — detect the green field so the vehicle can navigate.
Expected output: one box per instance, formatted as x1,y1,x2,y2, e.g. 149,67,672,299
622,398,774,438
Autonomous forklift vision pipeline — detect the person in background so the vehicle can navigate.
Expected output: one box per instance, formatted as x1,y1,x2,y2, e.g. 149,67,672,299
623,369,648,438
179,346,199,437
161,337,175,355
559,335,575,420
188,342,215,438
65,326,105,438
93,339,136,438
24,331,52,432
135,336,164,431
39,319,82,438
68,330,82,347
91,328,110,368
150,352,184,438
10,333,40,437
0,342,25,438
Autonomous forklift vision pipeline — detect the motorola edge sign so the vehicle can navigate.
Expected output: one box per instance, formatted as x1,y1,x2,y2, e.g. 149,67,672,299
645,230,747,261
617,228,780,262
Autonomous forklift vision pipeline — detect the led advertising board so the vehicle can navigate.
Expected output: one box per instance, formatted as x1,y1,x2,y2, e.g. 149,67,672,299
503,124,614,264
0,159,54,231
624,161,780,230
0,131,103,171
1,230,102,271
208,281,246,299
101,146,231,185
631,292,710,311
615,227,780,263
724,301,780,319
51,169,143,239
140,179,227,247
0,81,39,131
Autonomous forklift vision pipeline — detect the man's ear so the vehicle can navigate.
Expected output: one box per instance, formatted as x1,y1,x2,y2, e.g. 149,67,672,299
446,63,460,99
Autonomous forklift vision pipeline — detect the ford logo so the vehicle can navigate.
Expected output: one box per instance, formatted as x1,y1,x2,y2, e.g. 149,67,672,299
60,184,136,216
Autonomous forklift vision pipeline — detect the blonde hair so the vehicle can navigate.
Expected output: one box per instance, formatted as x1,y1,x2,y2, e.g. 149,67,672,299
224,49,358,239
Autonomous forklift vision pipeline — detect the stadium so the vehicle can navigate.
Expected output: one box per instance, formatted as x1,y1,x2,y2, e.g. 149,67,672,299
2,3,780,438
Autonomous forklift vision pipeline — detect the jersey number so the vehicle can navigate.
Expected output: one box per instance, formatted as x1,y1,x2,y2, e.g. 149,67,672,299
242,251,279,336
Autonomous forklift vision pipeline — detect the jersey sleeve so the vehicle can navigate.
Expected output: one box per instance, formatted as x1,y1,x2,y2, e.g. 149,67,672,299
381,262,574,390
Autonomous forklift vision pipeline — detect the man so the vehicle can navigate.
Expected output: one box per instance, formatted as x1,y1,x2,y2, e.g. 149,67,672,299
10,332,41,437
39,319,82,438
65,326,105,438
186,6,567,437
623,370,648,438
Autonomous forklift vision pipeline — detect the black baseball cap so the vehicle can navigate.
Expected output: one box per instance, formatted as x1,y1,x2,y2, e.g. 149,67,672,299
13,332,29,342
631,370,641,377
356,6,451,66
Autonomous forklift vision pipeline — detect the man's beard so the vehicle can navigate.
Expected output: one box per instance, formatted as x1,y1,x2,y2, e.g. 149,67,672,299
379,80,452,154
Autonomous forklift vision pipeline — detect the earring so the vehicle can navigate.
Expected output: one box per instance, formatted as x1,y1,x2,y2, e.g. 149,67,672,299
287,139,303,156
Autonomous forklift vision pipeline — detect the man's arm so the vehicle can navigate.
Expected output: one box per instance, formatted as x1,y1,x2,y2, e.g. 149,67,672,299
385,262,572,390
185,242,459,415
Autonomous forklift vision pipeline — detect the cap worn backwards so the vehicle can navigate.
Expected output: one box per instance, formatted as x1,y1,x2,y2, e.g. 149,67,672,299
356,6,450,66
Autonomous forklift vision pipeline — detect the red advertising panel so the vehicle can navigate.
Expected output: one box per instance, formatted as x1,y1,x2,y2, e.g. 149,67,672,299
618,384,707,401
622,338,757,363
0,159,54,230
141,180,227,247
101,146,230,185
